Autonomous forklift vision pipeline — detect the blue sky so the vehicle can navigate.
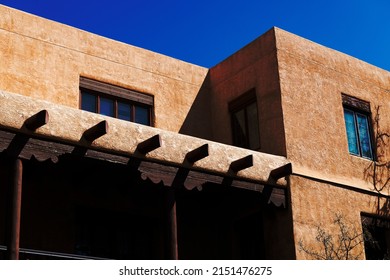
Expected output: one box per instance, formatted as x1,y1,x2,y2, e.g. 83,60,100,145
1,0,390,70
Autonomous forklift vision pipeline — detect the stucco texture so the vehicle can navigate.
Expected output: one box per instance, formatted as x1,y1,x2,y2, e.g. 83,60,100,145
274,28,390,259
275,27,390,194
290,175,389,259
209,28,287,157
0,5,209,133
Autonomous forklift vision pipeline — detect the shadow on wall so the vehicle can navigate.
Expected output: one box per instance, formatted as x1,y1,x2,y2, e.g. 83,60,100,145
363,105,390,216
362,105,390,260
179,72,214,141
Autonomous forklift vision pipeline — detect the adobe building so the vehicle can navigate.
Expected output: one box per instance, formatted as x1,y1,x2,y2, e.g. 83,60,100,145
0,5,389,260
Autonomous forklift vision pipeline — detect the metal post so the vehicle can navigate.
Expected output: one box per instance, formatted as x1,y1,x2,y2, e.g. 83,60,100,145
9,158,23,260
165,188,178,260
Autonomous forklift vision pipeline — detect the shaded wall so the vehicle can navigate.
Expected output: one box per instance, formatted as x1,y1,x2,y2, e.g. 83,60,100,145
19,156,166,259
208,27,287,157
0,157,11,259
0,152,293,260
262,201,296,259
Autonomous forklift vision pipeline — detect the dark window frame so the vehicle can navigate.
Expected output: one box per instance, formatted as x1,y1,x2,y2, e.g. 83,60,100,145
229,89,261,151
342,93,374,160
361,213,390,260
79,77,154,126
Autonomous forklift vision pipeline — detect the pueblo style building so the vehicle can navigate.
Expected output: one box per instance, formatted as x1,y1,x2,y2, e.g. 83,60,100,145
0,5,389,260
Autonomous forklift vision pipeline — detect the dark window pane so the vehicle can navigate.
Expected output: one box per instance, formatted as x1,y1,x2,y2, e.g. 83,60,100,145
356,113,373,159
100,97,114,117
135,106,150,125
232,109,247,148
246,102,260,150
80,78,153,126
362,216,390,260
344,109,359,156
81,92,97,113
118,102,131,121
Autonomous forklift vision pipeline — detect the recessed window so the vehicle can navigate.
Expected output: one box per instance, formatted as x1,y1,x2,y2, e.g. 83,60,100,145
361,214,390,260
79,77,153,126
342,94,373,159
229,89,260,150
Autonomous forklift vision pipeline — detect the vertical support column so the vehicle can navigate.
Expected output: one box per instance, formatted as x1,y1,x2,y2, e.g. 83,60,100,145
8,158,23,260
165,188,178,260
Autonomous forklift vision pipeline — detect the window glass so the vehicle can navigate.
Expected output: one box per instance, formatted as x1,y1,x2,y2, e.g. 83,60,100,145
342,94,373,159
81,92,97,113
100,97,114,117
135,106,150,125
232,109,247,148
343,109,359,155
229,90,260,151
356,113,373,159
362,215,390,260
118,102,131,121
80,77,153,126
247,102,260,150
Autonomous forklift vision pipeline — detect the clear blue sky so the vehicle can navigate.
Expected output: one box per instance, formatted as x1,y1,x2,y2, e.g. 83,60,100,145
1,0,390,70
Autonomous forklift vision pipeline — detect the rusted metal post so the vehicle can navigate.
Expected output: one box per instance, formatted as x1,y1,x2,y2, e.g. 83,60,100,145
9,158,23,260
165,188,178,260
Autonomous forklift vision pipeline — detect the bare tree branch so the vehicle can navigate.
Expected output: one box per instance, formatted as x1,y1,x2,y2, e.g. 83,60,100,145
298,213,364,260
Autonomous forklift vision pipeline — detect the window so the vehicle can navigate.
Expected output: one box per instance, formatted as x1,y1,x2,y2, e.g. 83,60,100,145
342,94,373,159
361,214,390,260
80,77,153,126
229,89,260,150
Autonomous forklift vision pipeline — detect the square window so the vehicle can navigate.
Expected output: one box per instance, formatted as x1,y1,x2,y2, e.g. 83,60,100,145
100,97,114,117
118,102,131,121
134,105,150,126
81,92,97,113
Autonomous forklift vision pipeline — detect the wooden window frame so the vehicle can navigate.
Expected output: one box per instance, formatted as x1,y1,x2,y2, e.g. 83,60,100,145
79,77,154,126
342,93,374,160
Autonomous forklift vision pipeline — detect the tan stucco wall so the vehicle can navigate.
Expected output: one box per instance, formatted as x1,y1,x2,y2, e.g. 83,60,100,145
290,175,389,259
274,28,390,259
275,28,390,194
208,28,287,156
0,5,210,133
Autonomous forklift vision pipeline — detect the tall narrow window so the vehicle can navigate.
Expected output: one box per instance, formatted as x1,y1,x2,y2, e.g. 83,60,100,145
342,94,373,159
79,77,154,126
229,89,260,150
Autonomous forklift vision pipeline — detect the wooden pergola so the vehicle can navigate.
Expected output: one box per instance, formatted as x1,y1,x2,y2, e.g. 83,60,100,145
0,90,292,259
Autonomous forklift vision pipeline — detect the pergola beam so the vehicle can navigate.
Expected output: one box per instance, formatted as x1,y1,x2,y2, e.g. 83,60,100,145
24,110,49,131
270,163,292,180
83,121,108,142
137,134,161,154
230,155,253,173
185,144,209,164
